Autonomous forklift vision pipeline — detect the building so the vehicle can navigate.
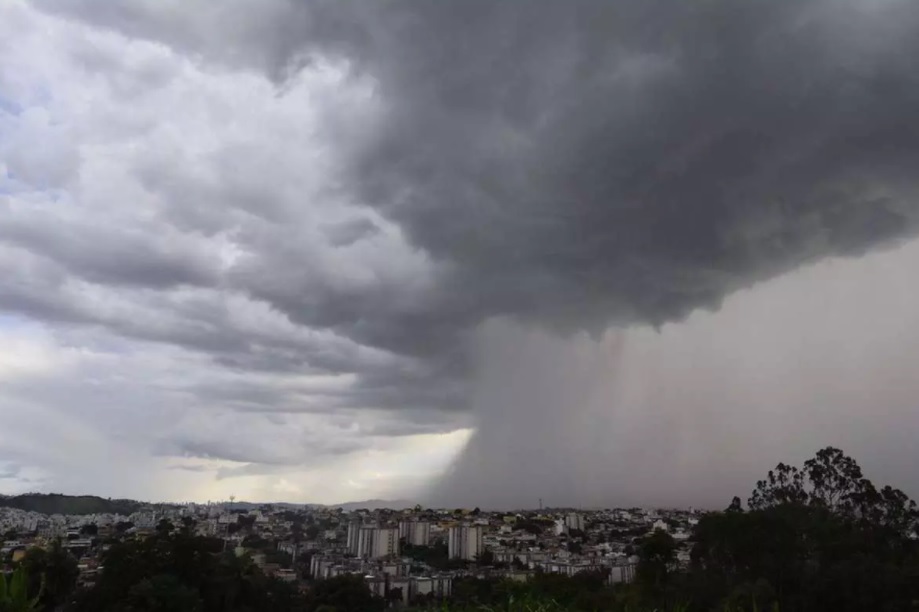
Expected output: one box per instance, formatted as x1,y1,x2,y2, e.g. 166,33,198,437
372,527,400,559
609,561,638,584
565,513,584,532
356,526,376,558
367,575,452,604
400,520,431,546
447,525,483,561
346,521,362,556
352,526,400,559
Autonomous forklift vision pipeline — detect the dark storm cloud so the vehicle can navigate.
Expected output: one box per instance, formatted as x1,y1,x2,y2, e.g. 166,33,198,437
12,0,919,504
41,0,919,334
326,0,919,331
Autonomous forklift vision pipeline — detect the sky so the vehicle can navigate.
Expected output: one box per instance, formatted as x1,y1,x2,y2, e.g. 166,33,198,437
1,0,919,508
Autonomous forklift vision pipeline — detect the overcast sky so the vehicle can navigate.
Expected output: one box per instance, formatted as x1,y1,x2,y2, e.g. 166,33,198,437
2,0,919,508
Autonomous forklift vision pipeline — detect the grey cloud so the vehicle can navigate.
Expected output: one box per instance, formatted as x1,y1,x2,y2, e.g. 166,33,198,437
11,0,919,506
167,464,209,473
161,433,364,466
47,0,919,330
0,463,22,480
0,214,220,289
324,218,380,247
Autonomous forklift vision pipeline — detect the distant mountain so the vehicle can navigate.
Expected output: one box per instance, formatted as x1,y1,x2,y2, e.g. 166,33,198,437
0,493,145,516
327,499,417,511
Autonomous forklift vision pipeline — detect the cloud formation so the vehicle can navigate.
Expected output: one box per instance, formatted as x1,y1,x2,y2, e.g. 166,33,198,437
2,0,919,506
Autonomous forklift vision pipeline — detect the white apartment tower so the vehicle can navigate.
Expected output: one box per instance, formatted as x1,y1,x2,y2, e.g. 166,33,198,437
353,525,400,559
346,521,362,555
372,527,401,559
565,513,584,532
448,525,483,561
400,520,431,546
356,526,375,558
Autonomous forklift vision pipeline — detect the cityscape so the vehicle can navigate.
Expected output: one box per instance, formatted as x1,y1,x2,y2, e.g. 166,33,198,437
4,0,919,610
1,496,691,605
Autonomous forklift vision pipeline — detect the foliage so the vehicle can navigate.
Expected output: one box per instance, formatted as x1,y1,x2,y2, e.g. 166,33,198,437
303,574,384,612
0,566,41,612
19,540,78,611
689,446,919,612
636,528,677,595
70,531,309,612
403,542,466,571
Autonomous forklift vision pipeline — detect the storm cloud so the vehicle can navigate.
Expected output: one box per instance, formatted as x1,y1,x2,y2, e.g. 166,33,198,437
3,0,919,506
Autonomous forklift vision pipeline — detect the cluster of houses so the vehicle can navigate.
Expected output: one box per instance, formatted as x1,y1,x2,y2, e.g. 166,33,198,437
1,501,700,605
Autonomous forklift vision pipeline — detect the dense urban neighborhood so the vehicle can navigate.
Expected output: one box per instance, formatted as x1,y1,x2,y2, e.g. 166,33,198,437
0,448,918,611
1,496,682,606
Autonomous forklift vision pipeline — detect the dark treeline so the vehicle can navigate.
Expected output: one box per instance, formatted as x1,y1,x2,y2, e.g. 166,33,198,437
2,447,917,611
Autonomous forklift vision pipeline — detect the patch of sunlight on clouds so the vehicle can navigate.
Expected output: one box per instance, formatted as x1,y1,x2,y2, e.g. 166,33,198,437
177,428,474,504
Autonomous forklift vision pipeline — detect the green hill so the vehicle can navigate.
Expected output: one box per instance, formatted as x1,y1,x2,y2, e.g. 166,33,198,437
0,493,144,516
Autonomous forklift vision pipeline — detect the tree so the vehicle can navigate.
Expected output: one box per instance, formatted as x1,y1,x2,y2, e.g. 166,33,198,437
123,574,203,612
20,540,78,611
155,519,174,536
691,447,919,612
303,575,383,612
0,566,41,612
180,516,196,534
636,528,676,591
115,521,134,534
79,523,98,537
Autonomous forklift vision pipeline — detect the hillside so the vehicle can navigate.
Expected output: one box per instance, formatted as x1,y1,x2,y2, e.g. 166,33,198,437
0,493,144,516
328,499,416,511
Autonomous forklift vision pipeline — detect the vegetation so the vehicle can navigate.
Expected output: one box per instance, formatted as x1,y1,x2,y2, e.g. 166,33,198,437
70,533,307,611
402,542,467,571
0,494,143,516
18,540,78,611
408,447,919,612
1,447,915,611
0,566,41,612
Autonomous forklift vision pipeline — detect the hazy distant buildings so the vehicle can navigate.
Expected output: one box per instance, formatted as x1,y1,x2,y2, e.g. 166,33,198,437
447,525,483,561
400,520,431,546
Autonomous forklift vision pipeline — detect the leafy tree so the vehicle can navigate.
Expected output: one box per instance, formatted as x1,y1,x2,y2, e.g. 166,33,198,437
636,529,676,591
114,521,134,534
475,550,495,566
0,566,41,612
155,519,174,536
20,540,78,611
79,524,98,537
72,531,310,612
303,575,383,612
692,447,919,612
122,574,203,612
